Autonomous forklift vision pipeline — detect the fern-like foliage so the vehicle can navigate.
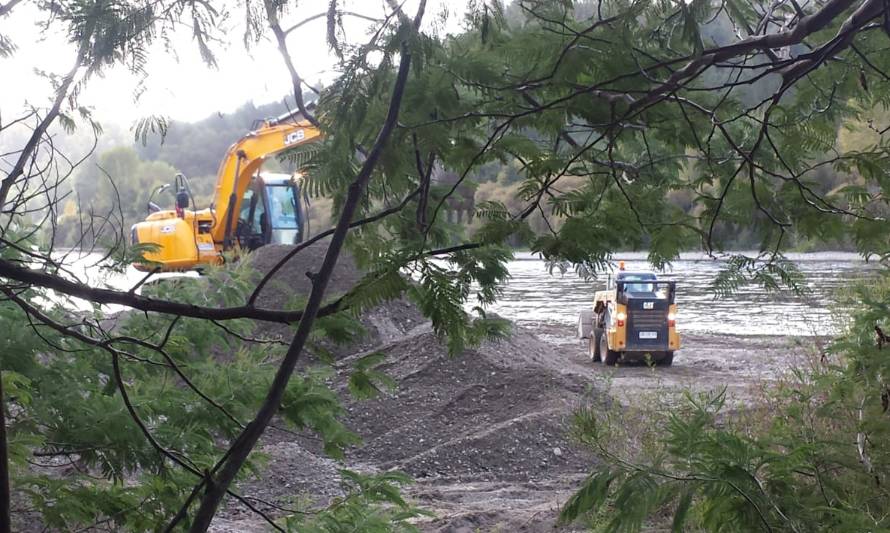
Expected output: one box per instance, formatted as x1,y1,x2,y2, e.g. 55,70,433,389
711,253,807,298
279,470,430,532
407,246,512,355
563,274,890,532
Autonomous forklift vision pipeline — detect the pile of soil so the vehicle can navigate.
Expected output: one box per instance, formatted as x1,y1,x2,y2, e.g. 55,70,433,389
248,243,364,310
337,328,593,481
247,242,426,356
219,244,598,531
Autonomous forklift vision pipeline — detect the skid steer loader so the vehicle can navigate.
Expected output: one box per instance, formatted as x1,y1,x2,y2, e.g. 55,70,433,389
578,263,680,366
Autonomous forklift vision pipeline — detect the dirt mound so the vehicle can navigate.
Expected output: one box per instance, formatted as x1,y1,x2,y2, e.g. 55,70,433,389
229,325,595,531
248,242,426,355
240,434,343,504
248,242,364,310
232,244,596,531
337,328,593,482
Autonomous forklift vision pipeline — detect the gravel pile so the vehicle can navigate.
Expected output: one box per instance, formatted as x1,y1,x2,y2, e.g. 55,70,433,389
248,243,364,310
336,328,593,482
224,243,596,531
248,242,426,356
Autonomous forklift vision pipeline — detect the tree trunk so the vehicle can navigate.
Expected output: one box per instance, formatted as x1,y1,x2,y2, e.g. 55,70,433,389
0,369,11,533
183,12,424,529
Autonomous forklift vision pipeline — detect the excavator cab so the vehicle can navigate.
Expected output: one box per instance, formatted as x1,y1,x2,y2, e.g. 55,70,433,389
235,173,305,250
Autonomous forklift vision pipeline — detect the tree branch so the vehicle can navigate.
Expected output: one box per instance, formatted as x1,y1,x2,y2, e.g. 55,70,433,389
182,3,426,530
282,10,381,35
0,0,23,18
0,367,10,533
0,257,344,324
264,0,320,128
0,49,83,209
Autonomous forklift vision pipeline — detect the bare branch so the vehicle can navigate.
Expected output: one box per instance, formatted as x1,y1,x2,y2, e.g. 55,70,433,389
183,3,427,529
264,0,320,128
0,0,23,18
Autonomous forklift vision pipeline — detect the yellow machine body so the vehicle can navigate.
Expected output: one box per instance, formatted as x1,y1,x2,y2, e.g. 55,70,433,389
583,271,680,365
595,296,681,354
134,211,219,270
132,113,322,271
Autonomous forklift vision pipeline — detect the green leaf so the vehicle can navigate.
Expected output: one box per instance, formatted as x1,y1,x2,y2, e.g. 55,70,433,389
672,488,694,532
559,469,615,524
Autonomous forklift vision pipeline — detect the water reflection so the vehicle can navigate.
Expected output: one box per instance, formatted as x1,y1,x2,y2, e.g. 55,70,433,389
61,250,879,337
483,252,879,337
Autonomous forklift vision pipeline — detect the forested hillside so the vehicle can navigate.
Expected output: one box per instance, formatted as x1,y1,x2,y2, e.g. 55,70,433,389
57,94,887,251
51,1,890,252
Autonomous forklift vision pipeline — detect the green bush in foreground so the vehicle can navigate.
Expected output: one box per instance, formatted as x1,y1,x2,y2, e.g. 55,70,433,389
562,271,890,532
0,251,424,531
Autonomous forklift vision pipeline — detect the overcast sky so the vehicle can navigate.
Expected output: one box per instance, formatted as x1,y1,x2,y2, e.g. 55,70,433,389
0,0,462,126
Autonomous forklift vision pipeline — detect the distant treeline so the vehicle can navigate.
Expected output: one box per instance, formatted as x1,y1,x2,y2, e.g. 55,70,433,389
54,98,874,252
55,86,884,252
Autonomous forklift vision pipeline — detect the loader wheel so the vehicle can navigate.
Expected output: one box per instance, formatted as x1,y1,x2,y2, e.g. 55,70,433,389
600,333,619,366
589,329,602,362
656,352,674,367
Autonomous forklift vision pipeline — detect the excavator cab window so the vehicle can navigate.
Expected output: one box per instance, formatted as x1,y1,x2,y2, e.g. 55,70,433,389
264,184,301,245
238,190,254,225
235,188,267,251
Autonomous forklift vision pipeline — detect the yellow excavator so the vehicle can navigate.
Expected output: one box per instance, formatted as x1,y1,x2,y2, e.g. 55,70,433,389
131,110,321,271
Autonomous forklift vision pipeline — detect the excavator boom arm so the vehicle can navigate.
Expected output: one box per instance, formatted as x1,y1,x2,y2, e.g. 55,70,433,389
209,119,321,245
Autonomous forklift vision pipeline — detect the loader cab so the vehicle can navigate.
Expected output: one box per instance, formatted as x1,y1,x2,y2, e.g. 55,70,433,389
615,272,674,300
613,274,677,357
614,271,657,292
235,173,305,250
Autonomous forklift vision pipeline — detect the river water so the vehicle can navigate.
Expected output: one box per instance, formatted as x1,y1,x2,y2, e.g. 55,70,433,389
484,252,880,337
64,250,879,337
